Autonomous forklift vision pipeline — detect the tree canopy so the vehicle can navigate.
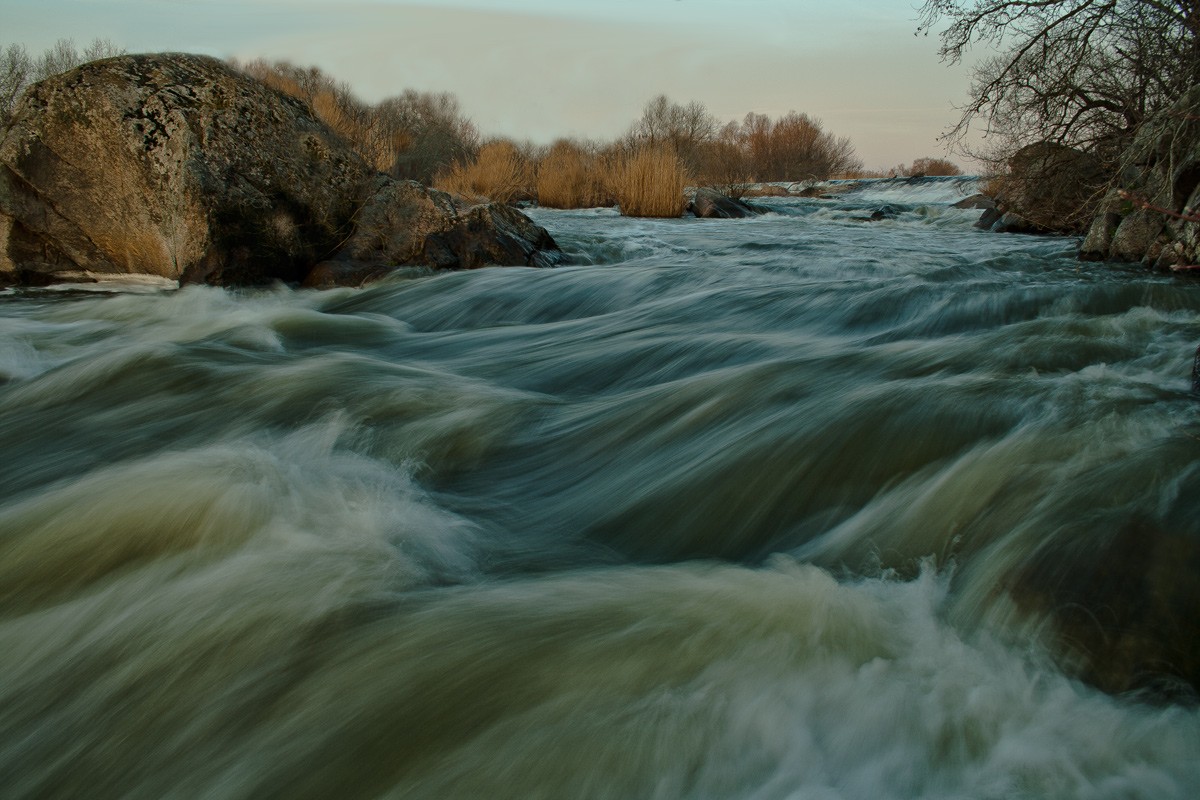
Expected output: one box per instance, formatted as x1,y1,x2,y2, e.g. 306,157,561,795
919,1,1200,164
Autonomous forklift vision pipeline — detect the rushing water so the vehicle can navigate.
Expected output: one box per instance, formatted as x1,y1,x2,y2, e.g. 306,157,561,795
2,178,1199,798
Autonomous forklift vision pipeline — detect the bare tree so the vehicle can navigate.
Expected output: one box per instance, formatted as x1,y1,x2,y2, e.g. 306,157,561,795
2,38,123,130
378,90,479,184
909,157,963,176
919,0,1200,165
234,59,479,182
0,44,32,126
627,94,718,175
727,111,861,181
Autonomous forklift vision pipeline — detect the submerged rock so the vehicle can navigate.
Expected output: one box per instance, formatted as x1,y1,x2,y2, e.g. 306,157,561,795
0,53,559,287
1004,515,1200,702
689,188,766,219
852,205,902,222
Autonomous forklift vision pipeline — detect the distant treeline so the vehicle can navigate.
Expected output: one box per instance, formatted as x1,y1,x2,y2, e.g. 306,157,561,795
238,58,959,213
2,42,961,216
235,59,871,201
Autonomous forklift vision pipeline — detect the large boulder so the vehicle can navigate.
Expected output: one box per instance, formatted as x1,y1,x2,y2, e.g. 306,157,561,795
981,142,1107,235
0,53,559,287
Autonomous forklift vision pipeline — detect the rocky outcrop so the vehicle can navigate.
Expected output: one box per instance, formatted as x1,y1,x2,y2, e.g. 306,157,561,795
952,193,995,210
0,53,559,287
978,142,1107,235
304,187,561,288
688,188,766,219
1079,86,1200,268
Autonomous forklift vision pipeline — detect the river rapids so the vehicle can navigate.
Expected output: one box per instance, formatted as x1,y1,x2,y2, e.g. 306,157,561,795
1,178,1198,798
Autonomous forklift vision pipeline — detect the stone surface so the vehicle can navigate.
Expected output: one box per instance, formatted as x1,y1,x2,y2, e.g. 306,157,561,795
1079,86,1200,267
984,142,1107,235
0,53,559,287
974,207,1004,231
689,188,766,219
952,193,995,210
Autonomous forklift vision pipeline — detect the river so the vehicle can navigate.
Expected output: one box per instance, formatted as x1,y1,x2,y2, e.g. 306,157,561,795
1,178,1198,798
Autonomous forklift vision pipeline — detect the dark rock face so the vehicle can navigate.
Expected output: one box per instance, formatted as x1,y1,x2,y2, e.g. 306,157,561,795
952,193,995,210
982,142,1107,235
0,53,559,287
1080,86,1200,268
689,188,766,219
974,207,1004,230
424,203,561,270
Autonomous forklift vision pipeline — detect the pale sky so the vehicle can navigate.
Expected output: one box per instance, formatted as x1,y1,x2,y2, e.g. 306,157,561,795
3,0,985,169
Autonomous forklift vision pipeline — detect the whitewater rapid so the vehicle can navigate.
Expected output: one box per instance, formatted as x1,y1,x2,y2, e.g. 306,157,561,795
1,178,1198,799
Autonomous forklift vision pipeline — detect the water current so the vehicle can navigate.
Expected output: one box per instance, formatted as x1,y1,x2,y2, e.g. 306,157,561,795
1,177,1198,798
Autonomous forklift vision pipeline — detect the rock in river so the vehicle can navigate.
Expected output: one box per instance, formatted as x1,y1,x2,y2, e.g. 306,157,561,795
0,53,559,287
689,188,767,219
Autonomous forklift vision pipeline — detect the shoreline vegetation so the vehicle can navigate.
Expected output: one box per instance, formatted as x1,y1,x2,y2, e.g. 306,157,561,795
231,57,963,217
6,3,1200,274
2,40,962,222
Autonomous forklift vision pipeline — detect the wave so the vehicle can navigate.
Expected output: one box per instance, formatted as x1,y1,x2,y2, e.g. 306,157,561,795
1,171,1198,796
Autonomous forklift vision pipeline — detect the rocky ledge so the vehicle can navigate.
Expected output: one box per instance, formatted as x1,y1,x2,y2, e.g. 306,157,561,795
0,53,561,288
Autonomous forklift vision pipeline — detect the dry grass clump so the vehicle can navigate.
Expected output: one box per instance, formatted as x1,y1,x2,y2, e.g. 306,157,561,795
435,140,533,205
609,144,687,218
536,140,613,209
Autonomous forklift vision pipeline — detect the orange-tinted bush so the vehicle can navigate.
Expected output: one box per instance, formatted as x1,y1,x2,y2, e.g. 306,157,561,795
535,140,613,208
435,140,533,205
608,144,687,218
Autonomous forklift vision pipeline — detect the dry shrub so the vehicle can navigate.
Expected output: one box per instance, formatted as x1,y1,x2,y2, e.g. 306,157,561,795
435,140,532,204
235,59,478,180
981,173,1007,199
608,144,687,218
692,138,753,199
536,140,613,208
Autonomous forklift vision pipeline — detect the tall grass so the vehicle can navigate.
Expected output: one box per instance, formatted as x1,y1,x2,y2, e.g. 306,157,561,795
435,140,532,205
535,140,613,209
609,144,687,218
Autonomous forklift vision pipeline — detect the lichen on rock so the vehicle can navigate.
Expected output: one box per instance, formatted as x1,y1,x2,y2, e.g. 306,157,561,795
0,53,560,287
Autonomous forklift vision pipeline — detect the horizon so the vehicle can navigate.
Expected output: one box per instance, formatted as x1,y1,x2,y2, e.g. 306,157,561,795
3,0,988,170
